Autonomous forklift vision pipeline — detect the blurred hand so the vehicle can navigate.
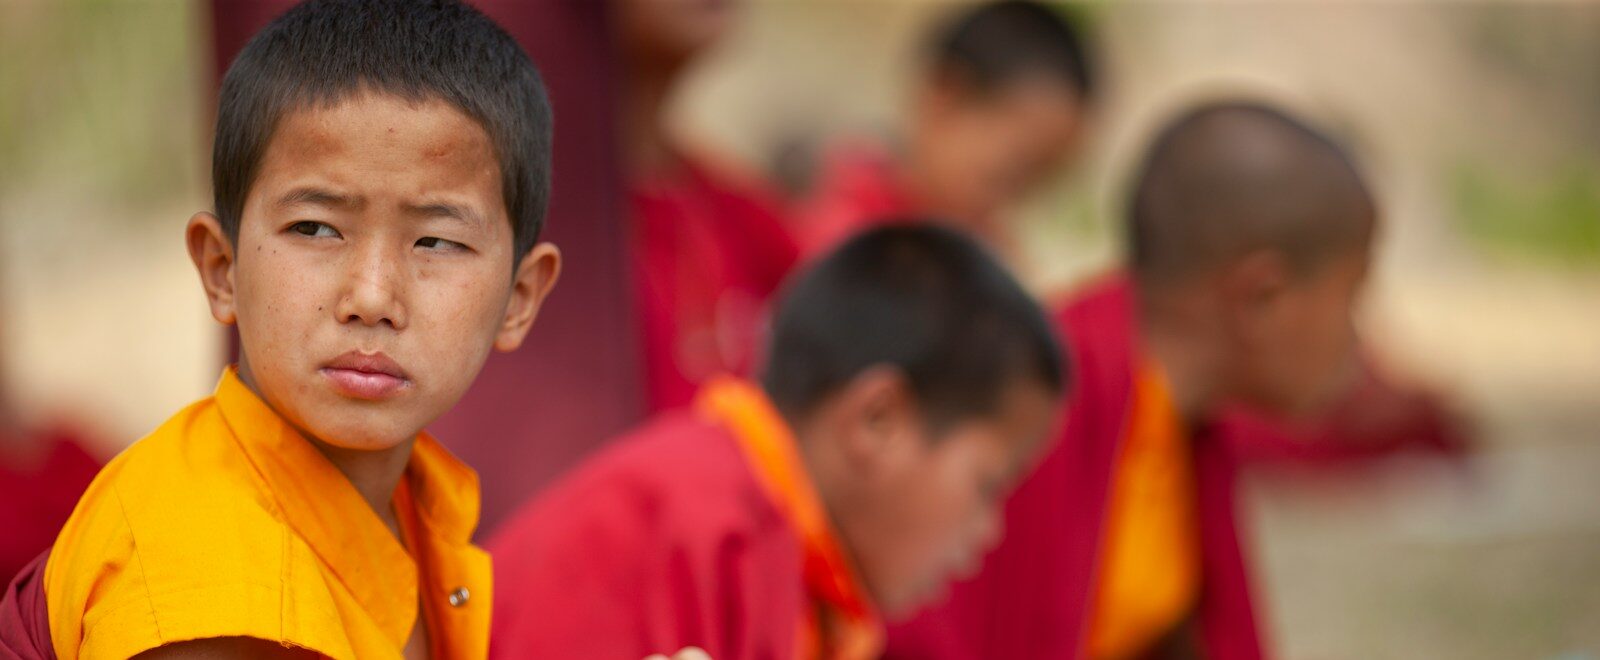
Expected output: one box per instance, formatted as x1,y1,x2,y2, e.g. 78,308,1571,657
644,647,711,660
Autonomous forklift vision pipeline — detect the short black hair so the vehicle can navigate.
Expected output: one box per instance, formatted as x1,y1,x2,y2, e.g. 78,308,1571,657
213,0,552,263
927,0,1096,101
762,224,1066,430
1127,100,1376,285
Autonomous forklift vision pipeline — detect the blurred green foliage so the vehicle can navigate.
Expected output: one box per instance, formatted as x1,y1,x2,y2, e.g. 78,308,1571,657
1453,162,1600,267
0,0,203,217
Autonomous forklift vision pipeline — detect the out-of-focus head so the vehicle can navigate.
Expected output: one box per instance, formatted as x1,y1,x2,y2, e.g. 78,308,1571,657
616,0,739,74
1128,100,1377,415
763,224,1068,619
911,0,1096,223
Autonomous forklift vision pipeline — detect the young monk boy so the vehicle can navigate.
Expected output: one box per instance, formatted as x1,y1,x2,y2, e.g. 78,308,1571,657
36,1,561,657
799,0,1095,259
489,225,1067,659
886,100,1388,659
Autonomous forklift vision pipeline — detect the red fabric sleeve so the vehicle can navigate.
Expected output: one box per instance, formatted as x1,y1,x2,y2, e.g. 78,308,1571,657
490,417,805,660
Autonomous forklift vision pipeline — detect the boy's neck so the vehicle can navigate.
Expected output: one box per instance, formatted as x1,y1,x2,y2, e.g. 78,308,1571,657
787,414,851,540
1136,291,1225,421
235,360,414,538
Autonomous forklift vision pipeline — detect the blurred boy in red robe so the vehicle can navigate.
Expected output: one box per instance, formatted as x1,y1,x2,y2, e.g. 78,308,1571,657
490,225,1066,659
618,0,800,412
886,101,1462,659
799,0,1095,260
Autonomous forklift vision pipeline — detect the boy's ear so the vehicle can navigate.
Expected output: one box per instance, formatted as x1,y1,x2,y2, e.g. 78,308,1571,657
186,212,238,326
835,366,922,477
1220,248,1292,344
1223,249,1292,310
494,241,562,352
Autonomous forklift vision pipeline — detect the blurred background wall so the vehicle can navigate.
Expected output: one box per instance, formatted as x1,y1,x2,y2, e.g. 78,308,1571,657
1,1,1596,657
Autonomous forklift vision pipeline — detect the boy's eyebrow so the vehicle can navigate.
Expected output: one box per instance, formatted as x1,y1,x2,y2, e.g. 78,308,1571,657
277,187,359,209
404,201,486,229
274,188,484,229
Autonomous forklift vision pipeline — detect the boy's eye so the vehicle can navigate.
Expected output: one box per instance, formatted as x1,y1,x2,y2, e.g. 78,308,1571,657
416,236,467,252
289,221,339,238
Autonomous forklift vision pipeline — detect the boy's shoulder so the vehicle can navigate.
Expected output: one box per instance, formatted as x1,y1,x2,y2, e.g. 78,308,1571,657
90,395,267,506
58,395,282,545
499,411,788,550
44,395,347,660
489,413,796,573
488,411,808,659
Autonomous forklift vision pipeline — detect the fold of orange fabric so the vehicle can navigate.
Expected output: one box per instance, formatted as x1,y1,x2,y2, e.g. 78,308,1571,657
1087,361,1202,659
696,377,884,659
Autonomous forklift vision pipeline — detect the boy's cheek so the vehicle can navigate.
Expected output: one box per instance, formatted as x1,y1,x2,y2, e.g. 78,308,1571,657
417,286,508,354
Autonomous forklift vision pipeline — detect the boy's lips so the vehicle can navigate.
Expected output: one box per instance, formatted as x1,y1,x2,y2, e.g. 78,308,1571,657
320,351,410,400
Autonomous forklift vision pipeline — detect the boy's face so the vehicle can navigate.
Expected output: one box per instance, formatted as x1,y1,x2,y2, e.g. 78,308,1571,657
833,376,1059,619
188,92,559,451
916,75,1086,222
1225,247,1369,416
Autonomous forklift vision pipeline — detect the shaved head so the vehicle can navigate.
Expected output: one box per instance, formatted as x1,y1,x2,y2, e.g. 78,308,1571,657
1127,101,1376,287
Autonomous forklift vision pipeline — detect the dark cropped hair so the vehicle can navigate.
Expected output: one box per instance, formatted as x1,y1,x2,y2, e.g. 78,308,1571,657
213,0,553,263
927,0,1096,100
763,224,1067,431
1127,100,1376,285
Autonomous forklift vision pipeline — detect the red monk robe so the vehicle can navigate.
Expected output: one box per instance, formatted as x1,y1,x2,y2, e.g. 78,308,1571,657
0,552,52,660
489,378,880,660
796,142,917,260
1217,361,1469,469
632,155,799,412
797,141,1027,265
0,427,100,585
885,274,1468,659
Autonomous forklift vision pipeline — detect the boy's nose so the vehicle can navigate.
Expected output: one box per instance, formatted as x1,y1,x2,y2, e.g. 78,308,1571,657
336,246,408,329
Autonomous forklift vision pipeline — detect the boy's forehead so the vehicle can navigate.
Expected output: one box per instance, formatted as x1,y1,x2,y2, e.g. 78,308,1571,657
250,93,503,210
271,93,493,162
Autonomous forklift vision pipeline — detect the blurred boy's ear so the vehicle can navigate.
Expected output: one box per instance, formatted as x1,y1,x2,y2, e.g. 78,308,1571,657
186,212,238,326
494,242,562,352
832,366,924,476
1219,248,1292,342
1223,248,1292,307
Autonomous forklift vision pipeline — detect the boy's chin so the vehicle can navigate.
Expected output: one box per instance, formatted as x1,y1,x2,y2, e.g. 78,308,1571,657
300,416,425,453
875,580,939,623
